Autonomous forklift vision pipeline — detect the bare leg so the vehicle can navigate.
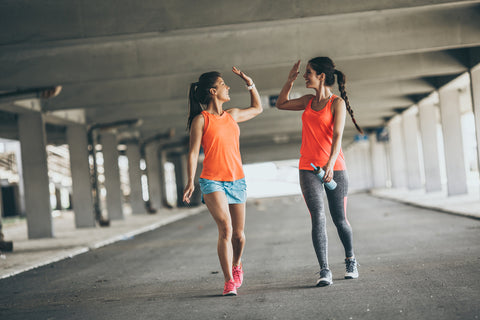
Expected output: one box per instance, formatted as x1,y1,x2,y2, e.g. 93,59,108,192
229,203,246,266
204,191,234,282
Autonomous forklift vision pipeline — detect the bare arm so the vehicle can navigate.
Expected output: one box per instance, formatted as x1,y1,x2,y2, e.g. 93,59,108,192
182,114,204,204
227,67,263,123
276,60,311,111
323,97,347,183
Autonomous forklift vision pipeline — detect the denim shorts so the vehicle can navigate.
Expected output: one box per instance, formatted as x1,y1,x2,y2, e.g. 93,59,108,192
199,178,247,204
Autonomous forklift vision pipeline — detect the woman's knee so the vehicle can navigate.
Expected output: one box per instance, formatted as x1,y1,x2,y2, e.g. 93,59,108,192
333,219,351,232
232,230,245,243
217,222,233,240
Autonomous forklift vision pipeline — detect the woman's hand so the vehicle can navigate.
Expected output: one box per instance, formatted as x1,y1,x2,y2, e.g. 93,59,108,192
228,66,262,122
182,182,195,204
275,60,309,111
232,66,253,86
287,60,301,83
322,165,334,183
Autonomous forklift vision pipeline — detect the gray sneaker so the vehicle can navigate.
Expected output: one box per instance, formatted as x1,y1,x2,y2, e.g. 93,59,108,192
345,257,359,279
316,268,333,287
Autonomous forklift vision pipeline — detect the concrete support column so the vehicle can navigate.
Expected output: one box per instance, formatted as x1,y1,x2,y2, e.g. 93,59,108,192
418,99,443,192
438,85,468,196
101,132,124,220
387,116,407,189
358,141,373,190
171,152,188,207
369,133,388,189
126,143,145,214
0,189,13,252
346,145,362,190
18,112,53,238
11,142,26,215
145,144,162,211
401,107,423,190
345,142,371,191
67,123,96,228
158,150,169,208
344,147,354,185
54,188,61,210
470,65,480,180
0,189,3,238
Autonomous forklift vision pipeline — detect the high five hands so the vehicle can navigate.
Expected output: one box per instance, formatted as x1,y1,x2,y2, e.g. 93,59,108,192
288,60,301,83
232,67,253,86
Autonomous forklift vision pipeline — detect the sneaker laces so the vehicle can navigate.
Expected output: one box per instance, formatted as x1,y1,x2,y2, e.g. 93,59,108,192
345,259,359,272
233,265,242,274
315,268,332,278
224,280,236,292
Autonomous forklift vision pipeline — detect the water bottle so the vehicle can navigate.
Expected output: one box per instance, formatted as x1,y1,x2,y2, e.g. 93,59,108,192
310,163,337,190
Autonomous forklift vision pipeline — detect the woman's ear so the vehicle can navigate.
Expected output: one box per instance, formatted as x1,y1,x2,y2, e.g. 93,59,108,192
318,72,326,81
209,88,216,96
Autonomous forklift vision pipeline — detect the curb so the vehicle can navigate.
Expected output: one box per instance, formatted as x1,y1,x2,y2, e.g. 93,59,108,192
369,192,480,221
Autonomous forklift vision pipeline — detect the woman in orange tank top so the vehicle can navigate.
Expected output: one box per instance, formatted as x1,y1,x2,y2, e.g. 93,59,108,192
183,67,262,296
276,57,363,286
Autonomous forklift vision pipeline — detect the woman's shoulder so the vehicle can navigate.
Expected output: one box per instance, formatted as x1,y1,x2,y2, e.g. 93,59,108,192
301,94,315,108
332,95,345,107
330,95,346,115
191,112,206,127
303,94,315,103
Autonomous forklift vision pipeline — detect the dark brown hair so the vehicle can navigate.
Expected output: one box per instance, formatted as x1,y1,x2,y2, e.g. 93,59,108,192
187,71,221,130
308,57,363,134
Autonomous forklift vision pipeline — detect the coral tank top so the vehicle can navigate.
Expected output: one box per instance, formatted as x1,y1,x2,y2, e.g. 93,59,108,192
200,110,245,181
299,95,346,171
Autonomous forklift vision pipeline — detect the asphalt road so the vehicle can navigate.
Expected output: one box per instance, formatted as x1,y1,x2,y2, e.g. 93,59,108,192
1,193,479,320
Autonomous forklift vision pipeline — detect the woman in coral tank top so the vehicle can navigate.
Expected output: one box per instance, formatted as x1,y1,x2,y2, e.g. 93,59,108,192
183,67,262,296
276,57,363,287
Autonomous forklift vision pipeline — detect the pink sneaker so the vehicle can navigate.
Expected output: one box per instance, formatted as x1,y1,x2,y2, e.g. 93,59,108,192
223,279,237,296
233,265,244,288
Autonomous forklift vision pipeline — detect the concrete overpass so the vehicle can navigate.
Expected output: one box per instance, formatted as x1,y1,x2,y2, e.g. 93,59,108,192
0,1,480,240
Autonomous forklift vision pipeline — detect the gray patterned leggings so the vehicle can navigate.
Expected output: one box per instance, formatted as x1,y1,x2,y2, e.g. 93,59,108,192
299,170,354,270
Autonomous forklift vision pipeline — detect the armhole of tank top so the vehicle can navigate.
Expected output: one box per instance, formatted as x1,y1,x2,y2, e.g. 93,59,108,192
225,111,236,124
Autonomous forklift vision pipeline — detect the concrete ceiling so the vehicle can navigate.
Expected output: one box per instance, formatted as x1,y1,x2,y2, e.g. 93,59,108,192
1,0,480,153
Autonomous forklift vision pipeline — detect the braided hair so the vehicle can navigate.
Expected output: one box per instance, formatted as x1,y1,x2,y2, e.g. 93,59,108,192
308,57,363,134
187,71,221,130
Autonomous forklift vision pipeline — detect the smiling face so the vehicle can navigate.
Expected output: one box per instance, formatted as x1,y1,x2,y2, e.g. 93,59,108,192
211,77,230,102
303,63,322,89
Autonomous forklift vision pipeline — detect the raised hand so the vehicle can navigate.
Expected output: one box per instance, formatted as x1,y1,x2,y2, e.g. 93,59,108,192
288,60,301,83
232,66,253,86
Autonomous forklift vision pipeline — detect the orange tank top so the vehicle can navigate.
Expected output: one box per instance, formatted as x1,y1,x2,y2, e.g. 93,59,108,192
299,95,346,171
200,110,245,181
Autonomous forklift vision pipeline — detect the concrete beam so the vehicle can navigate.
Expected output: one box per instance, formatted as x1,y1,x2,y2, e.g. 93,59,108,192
2,4,479,89
2,1,475,46
38,50,469,111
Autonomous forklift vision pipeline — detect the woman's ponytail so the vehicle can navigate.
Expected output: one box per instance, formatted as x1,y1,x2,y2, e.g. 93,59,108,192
186,72,222,130
187,82,202,130
335,69,363,135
